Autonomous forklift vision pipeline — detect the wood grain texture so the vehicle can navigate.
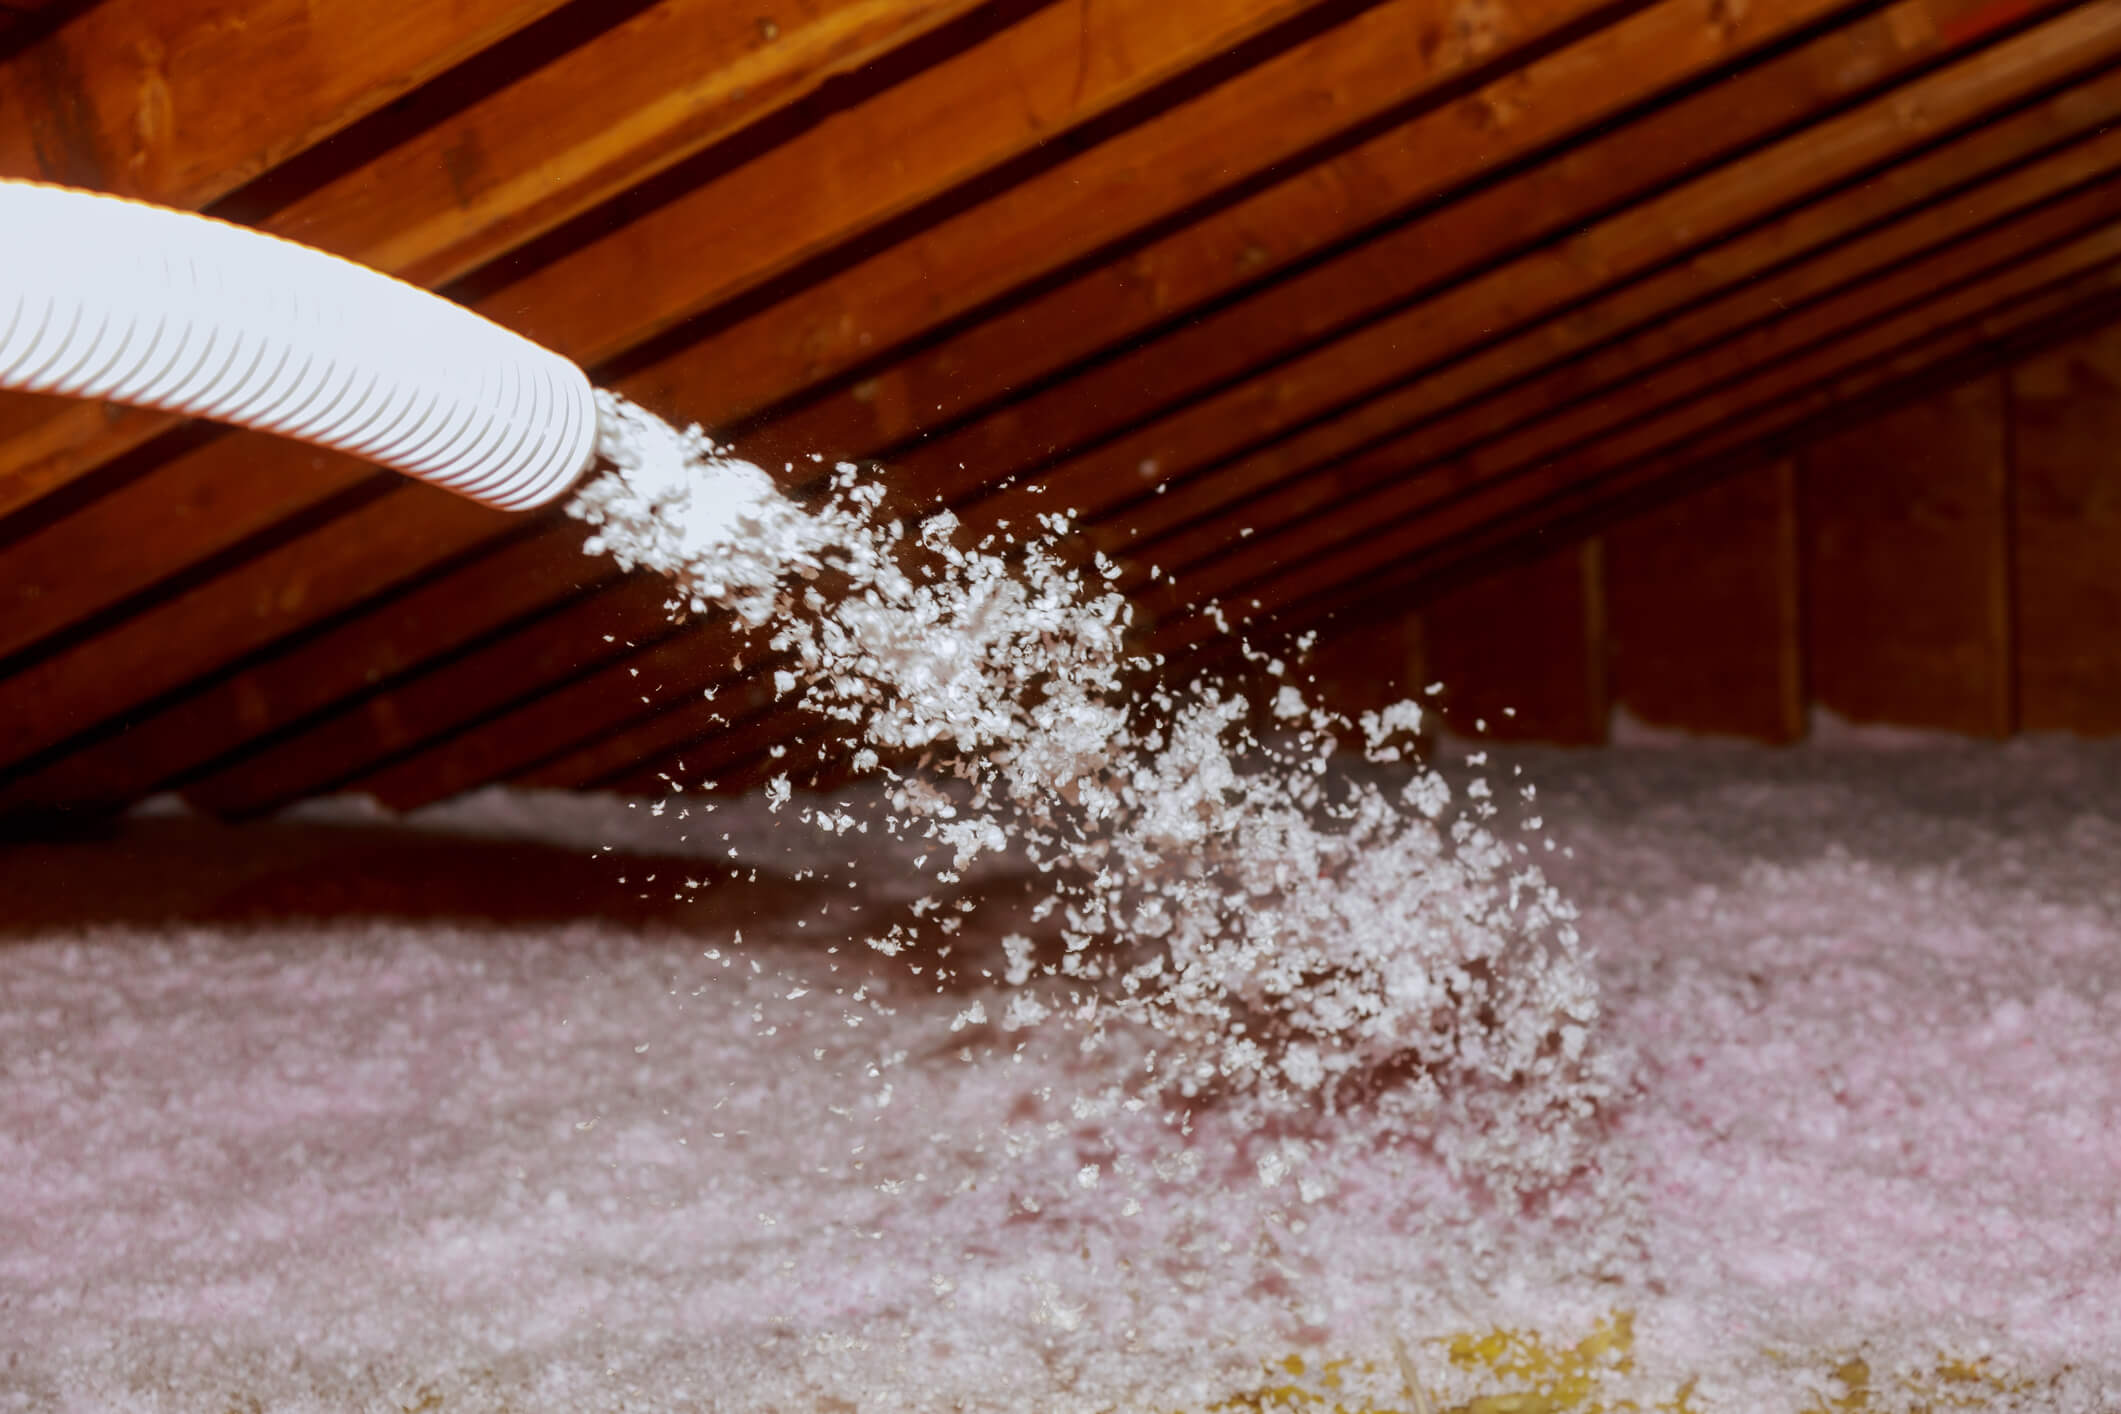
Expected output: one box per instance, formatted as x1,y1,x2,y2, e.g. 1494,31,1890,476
16,0,2121,812
1143,177,2121,644
0,0,568,201
1801,376,2014,735
347,616,761,811
2009,325,2121,734
605,705,839,797
1350,269,2121,631
753,0,1884,473
1112,67,2121,574
493,0,1337,371
0,0,994,520
179,577,690,816
515,668,786,790
488,184,2121,792
0,434,383,667
0,478,518,774
622,0,1672,448
1604,460,1804,742
272,0,995,290
0,521,614,812
1157,238,2121,655
976,0,2121,540
0,0,1341,800
460,0,2087,792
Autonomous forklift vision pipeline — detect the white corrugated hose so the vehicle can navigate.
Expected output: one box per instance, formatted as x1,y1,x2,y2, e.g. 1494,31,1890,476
0,179,598,511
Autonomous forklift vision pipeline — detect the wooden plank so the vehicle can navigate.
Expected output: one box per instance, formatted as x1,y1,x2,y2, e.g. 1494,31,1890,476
465,0,2104,799
619,0,1727,446
1226,276,2121,658
1227,260,2121,651
1155,235,2121,657
1800,376,2013,735
0,0,567,202
491,0,1357,371
0,0,996,520
0,478,511,774
0,0,1366,794
1419,539,1607,744
972,0,2121,535
0,437,386,668
1144,167,2121,621
1112,70,2121,569
343,619,762,812
269,0,994,290
0,397,177,524
594,698,818,793
1385,270,2121,624
186,177,2121,818
751,0,1914,469
1255,266,2121,669
179,577,687,817
1603,460,1804,741
2009,324,2121,734
0,521,615,812
515,669,786,790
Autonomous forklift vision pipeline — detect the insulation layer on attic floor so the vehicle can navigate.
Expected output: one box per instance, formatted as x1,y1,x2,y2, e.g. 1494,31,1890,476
4,743,2117,1412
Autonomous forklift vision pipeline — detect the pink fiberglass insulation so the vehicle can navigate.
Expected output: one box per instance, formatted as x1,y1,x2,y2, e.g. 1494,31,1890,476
3,741,2119,1412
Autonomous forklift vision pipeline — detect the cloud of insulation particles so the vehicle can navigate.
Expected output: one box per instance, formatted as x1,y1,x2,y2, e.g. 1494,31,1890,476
567,393,1640,1265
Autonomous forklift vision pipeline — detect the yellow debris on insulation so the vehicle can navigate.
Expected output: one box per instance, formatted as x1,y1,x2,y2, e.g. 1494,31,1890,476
1201,1314,2033,1414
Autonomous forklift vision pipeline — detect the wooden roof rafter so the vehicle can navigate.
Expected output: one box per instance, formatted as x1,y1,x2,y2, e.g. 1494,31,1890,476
1168,247,2121,670
3,0,2121,819
1139,142,2121,632
2,0,1526,812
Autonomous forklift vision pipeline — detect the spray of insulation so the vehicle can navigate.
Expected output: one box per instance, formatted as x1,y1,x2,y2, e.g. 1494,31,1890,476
569,391,1627,1213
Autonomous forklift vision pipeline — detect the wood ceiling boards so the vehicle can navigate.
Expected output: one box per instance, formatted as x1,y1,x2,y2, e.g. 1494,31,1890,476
4,0,2119,818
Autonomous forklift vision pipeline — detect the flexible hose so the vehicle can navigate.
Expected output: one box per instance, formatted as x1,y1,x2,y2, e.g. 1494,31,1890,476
0,179,598,511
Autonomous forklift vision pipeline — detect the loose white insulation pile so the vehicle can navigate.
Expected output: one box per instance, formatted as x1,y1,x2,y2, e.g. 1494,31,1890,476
3,398,2116,1412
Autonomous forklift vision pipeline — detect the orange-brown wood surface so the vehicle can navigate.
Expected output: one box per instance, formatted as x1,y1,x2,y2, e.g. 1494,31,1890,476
625,0,1668,449
0,521,614,812
979,0,2121,539
1339,259,2121,634
0,0,993,518
180,576,696,816
0,478,506,773
497,0,1341,372
1111,68,2121,574
0,0,1381,804
1605,461,1804,742
0,0,574,520
1420,540,1607,745
2010,326,2121,733
507,0,2121,788
1801,378,2015,735
1159,259,2121,743
0,0,567,202
760,0,1896,476
1151,214,2121,653
517,668,786,791
346,617,765,812
10,0,2121,822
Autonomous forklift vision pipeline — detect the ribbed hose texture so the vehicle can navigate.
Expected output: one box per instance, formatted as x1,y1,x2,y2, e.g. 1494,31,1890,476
0,180,597,511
